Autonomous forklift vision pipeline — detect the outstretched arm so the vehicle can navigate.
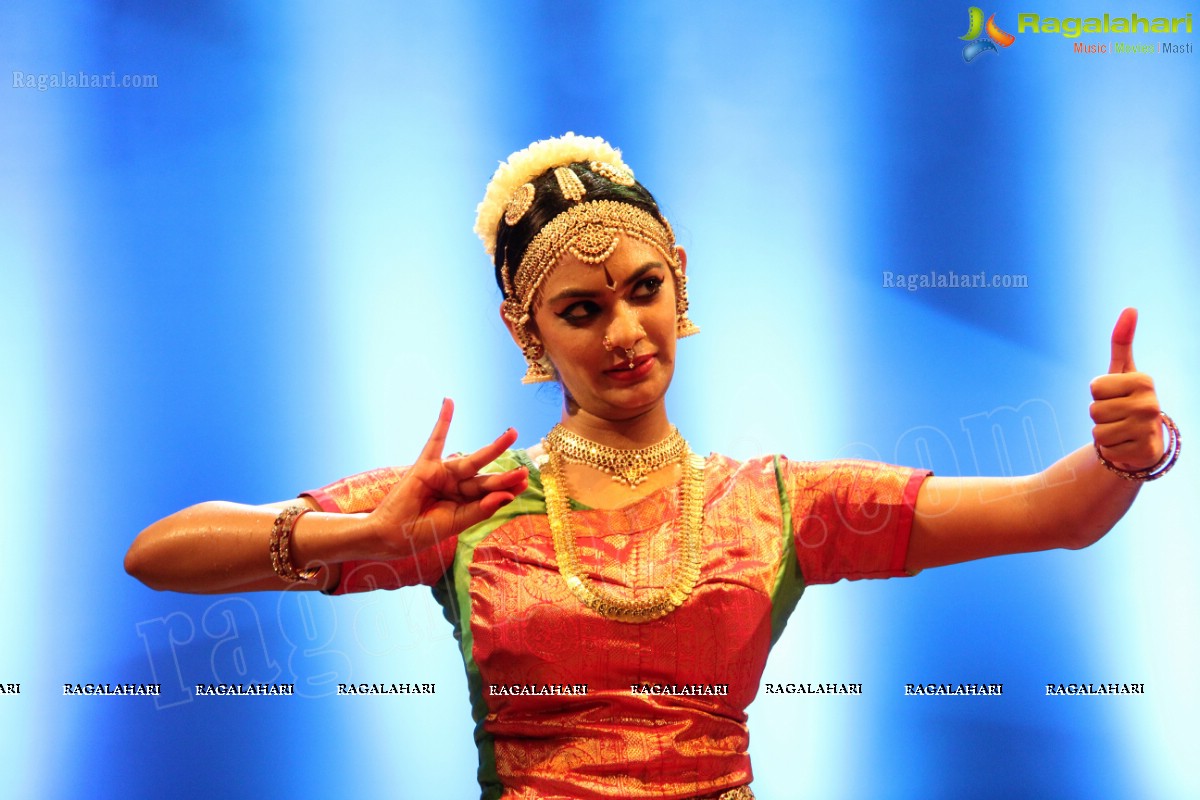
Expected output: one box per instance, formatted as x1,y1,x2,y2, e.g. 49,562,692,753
906,308,1171,572
125,399,529,593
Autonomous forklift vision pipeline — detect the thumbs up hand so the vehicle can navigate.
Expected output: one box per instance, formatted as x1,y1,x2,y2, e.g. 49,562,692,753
1089,308,1165,473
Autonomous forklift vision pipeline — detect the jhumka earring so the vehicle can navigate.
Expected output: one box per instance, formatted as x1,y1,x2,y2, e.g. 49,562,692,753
521,339,555,384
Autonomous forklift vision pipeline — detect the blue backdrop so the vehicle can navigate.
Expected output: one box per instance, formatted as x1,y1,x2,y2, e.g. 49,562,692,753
2,2,1196,798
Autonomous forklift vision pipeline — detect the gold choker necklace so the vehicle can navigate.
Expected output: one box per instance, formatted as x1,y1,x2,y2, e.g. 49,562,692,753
540,436,704,623
543,424,686,488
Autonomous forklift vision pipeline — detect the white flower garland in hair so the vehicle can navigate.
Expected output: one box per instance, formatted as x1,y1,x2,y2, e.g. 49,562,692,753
474,132,632,256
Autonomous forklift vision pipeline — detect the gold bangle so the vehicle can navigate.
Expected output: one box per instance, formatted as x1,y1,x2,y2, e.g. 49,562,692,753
1095,411,1181,482
270,505,319,582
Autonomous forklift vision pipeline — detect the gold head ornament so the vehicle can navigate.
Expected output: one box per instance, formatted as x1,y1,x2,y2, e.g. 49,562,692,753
476,134,699,383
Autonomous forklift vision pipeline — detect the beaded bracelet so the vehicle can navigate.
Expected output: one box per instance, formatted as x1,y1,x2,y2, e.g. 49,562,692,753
1095,412,1181,482
270,505,319,582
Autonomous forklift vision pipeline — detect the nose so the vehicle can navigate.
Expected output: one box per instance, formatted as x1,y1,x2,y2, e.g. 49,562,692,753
605,299,646,351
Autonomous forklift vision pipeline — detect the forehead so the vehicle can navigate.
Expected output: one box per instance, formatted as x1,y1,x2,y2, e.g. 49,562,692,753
540,238,670,295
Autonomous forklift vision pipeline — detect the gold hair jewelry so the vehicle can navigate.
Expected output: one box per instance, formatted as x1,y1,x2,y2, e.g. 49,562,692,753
544,424,685,488
477,135,698,383
501,200,694,326
554,166,586,202
590,160,635,186
541,430,704,623
476,133,629,257
270,505,319,582
568,223,621,264
1095,411,1181,481
502,199,698,382
504,183,535,226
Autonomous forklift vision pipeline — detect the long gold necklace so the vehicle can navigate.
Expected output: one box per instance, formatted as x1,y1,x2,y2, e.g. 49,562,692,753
541,429,704,623
544,424,686,488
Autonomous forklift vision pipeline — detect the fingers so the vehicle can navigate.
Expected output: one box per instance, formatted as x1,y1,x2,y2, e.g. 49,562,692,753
416,398,455,464
400,483,525,551
1093,419,1165,471
418,399,520,477
1089,394,1155,425
1092,419,1143,449
1108,307,1137,374
456,467,529,499
450,427,521,475
1090,313,1164,472
476,490,520,520
1090,371,1155,402
1090,374,1159,435
440,490,523,541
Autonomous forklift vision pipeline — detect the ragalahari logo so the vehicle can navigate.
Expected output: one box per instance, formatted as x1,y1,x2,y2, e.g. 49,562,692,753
961,7,1015,62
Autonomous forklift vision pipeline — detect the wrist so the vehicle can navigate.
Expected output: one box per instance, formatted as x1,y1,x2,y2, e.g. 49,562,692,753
1094,411,1181,481
289,510,377,567
270,506,319,582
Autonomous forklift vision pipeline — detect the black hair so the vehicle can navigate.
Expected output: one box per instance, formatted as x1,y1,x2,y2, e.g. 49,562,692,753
492,162,668,293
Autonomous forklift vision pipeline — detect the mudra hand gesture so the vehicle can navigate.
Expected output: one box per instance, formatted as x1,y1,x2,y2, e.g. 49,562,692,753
366,398,528,556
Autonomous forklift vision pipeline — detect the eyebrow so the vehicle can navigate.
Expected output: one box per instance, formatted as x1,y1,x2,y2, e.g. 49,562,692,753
546,262,664,303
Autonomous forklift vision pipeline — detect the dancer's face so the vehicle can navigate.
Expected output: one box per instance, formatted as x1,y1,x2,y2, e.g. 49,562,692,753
524,239,684,421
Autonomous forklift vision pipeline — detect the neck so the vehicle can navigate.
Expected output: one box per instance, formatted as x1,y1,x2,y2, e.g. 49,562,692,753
559,402,673,449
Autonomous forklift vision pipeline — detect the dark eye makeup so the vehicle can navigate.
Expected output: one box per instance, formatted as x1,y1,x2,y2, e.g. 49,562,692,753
557,300,601,323
633,276,664,298
553,274,666,325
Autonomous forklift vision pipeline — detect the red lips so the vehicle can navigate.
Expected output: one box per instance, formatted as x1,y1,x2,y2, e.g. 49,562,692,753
604,354,656,381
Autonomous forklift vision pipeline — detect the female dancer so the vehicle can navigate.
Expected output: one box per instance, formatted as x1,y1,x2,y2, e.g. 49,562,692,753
126,134,1178,800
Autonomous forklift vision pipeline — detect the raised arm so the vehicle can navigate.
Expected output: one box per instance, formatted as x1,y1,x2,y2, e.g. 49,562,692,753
124,399,529,593
906,308,1175,572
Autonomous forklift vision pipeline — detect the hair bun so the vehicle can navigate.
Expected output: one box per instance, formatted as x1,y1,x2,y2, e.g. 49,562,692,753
474,133,631,256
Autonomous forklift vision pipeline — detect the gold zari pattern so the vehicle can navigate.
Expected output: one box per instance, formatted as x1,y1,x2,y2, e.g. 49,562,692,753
544,424,686,488
542,432,704,623
311,453,929,797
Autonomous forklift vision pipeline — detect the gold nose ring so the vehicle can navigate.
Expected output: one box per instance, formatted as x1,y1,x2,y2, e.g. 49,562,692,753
603,336,637,366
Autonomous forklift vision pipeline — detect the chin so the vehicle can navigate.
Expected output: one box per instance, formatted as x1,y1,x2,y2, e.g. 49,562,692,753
562,359,675,416
603,377,674,414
